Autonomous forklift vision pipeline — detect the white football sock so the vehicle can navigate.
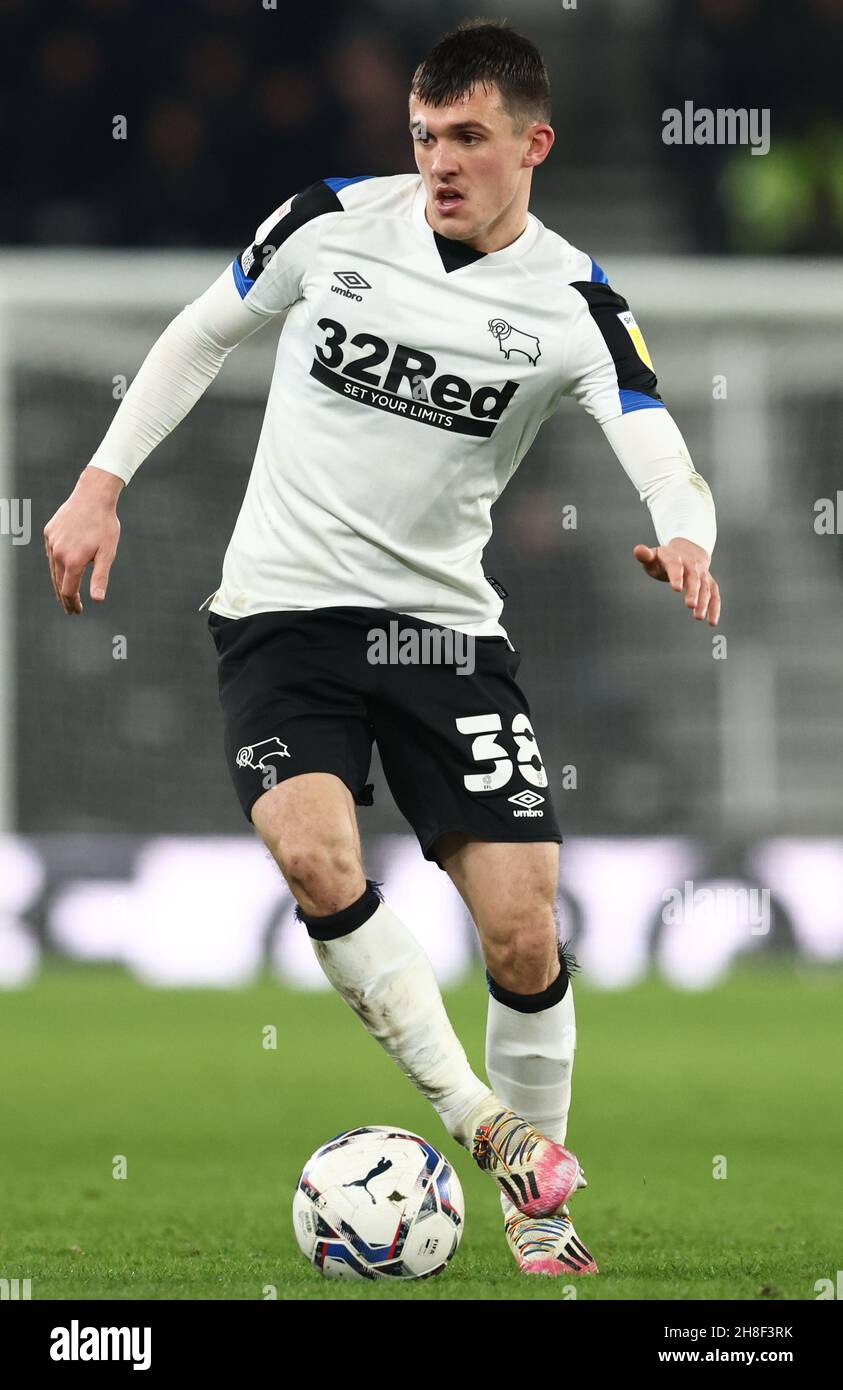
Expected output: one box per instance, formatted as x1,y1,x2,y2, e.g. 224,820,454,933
486,967,577,1222
486,972,577,1146
304,887,492,1145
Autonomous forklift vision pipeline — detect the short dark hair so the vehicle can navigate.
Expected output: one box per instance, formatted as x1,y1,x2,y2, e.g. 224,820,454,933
410,19,551,132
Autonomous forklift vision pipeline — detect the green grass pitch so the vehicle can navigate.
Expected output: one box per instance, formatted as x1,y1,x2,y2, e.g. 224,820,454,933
1,964,840,1300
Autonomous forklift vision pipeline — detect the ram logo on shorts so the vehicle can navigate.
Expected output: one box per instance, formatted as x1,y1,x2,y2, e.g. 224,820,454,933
488,318,542,366
236,737,290,771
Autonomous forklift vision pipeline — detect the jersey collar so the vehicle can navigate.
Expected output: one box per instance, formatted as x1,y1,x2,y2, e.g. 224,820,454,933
411,178,538,272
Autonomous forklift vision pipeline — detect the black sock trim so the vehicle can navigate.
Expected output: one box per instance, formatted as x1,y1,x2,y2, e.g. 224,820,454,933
296,879,384,940
486,941,579,1013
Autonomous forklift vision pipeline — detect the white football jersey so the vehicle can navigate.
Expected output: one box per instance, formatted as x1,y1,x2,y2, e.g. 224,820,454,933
206,172,669,635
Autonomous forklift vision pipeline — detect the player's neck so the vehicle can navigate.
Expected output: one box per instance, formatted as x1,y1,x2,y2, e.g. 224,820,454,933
462,172,533,253
425,203,530,255
465,213,529,255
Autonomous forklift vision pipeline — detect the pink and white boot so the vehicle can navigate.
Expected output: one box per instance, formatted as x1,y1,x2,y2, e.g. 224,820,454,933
504,1202,599,1276
469,1105,585,1217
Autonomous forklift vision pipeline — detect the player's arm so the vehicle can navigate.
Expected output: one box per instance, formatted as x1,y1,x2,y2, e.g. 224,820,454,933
603,410,719,625
562,270,720,626
43,185,332,615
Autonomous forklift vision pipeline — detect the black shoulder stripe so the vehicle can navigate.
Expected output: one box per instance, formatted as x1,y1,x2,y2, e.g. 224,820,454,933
570,281,661,400
239,180,343,284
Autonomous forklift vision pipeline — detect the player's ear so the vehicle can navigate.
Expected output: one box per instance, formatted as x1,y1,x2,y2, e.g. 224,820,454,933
524,123,554,168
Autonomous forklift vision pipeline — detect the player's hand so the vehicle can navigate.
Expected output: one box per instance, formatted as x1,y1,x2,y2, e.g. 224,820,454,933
43,466,124,615
633,537,721,626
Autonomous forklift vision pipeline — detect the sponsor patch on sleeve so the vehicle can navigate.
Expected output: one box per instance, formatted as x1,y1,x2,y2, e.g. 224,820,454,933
616,310,654,371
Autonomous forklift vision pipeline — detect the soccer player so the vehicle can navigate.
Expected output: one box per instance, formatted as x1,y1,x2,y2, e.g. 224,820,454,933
44,20,719,1277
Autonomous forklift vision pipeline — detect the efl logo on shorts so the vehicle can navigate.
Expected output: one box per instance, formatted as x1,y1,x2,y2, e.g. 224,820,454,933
236,737,290,771
508,790,545,817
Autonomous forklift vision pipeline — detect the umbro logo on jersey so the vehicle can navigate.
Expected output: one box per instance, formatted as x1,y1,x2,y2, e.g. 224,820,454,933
332,270,372,302
236,736,290,771
334,270,371,289
508,789,545,817
311,315,519,437
488,318,542,366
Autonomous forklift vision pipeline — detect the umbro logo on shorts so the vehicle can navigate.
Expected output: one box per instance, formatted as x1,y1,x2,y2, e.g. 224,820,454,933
508,789,545,817
236,736,290,771
332,270,372,301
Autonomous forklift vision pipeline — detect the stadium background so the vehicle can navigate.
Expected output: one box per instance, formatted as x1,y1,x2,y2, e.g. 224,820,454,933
1,0,841,1301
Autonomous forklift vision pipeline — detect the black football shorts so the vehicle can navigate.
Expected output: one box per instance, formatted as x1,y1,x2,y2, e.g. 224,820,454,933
208,606,562,869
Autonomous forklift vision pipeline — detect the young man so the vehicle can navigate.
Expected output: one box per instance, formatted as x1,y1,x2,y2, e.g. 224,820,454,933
44,21,719,1277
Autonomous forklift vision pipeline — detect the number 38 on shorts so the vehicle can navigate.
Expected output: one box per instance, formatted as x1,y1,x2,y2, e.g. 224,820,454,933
455,713,548,793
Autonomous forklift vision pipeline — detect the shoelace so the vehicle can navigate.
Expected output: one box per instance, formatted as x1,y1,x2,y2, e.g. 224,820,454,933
472,1111,542,1172
507,1214,567,1254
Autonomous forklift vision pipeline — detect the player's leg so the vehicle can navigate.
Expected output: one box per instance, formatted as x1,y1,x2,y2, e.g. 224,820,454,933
210,607,582,1217
251,771,493,1144
369,620,590,1243
254,776,583,1217
208,607,497,1148
436,831,597,1275
435,834,576,1145
252,771,366,915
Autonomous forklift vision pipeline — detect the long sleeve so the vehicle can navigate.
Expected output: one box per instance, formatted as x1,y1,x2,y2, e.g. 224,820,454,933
559,267,717,556
87,269,270,484
601,408,717,556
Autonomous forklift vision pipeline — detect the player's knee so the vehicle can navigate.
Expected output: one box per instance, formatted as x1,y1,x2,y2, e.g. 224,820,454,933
484,904,558,994
487,943,554,994
279,841,365,917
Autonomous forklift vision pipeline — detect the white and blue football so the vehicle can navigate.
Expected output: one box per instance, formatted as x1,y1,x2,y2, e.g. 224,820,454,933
292,1125,465,1280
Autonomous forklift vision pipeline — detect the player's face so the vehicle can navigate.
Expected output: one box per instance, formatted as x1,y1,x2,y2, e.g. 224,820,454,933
409,84,553,252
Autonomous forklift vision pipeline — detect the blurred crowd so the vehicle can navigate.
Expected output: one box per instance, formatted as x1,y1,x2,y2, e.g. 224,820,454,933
2,0,422,247
656,0,843,253
2,0,842,253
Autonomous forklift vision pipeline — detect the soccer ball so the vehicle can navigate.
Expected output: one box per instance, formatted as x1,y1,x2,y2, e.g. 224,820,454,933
292,1125,465,1280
